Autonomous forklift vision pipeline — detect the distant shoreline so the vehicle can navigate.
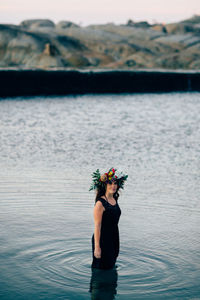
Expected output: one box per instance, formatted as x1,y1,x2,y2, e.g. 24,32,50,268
0,69,200,98
1,16,200,71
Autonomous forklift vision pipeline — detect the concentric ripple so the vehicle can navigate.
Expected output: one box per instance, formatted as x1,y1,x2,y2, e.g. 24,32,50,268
12,238,91,292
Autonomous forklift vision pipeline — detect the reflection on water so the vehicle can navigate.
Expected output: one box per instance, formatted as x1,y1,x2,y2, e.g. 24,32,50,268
0,92,200,299
89,267,118,300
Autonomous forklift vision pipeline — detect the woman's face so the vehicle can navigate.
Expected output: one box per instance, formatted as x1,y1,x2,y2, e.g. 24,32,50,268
106,180,118,194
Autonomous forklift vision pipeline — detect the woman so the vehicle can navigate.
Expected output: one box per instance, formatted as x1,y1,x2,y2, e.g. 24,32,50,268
89,167,128,269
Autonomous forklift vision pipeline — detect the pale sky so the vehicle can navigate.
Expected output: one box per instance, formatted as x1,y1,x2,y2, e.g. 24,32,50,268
1,0,200,26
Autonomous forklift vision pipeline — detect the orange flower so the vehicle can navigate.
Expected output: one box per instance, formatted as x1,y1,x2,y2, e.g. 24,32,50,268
100,174,107,182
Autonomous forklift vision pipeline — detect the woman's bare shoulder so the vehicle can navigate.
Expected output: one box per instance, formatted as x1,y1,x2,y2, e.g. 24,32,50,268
94,199,106,210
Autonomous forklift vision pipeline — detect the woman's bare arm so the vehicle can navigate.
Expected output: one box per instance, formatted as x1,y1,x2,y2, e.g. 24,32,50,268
93,201,105,257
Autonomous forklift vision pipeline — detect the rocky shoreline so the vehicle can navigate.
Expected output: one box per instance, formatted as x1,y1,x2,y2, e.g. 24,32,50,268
1,15,200,70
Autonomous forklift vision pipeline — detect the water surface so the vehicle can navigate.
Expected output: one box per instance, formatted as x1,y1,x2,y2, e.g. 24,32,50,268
0,92,199,299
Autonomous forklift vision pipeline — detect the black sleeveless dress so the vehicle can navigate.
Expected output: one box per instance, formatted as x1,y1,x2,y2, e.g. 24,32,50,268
91,197,121,269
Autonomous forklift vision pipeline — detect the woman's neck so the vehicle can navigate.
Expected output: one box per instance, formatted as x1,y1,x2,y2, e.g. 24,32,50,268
105,192,114,200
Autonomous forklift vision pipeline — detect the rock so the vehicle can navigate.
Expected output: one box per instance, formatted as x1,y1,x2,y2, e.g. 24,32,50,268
55,35,86,51
1,15,200,70
126,19,135,26
56,21,80,29
190,59,200,68
163,15,200,35
20,19,55,29
126,19,151,28
165,23,195,34
180,14,200,24
87,57,101,66
67,54,90,67
193,24,200,32
125,59,137,67
26,54,69,68
152,24,167,33
43,43,59,56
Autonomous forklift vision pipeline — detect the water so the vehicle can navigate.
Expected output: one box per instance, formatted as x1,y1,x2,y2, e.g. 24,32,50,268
0,92,200,299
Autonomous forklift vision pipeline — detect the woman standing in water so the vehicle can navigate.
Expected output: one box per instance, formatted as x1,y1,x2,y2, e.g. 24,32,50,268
89,167,128,269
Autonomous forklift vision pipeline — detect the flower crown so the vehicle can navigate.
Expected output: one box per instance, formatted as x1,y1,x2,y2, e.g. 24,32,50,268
89,167,128,191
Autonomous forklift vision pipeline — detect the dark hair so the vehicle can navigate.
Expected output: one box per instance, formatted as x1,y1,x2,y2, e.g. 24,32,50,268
95,182,120,203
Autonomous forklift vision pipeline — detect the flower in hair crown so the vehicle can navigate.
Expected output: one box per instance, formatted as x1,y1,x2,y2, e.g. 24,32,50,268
89,167,128,191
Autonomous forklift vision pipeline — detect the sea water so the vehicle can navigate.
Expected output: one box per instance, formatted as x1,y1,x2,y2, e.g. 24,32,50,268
0,92,199,299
